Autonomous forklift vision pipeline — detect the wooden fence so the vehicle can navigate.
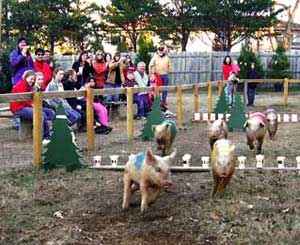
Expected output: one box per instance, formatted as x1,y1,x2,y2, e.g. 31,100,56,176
55,51,300,84
0,78,299,168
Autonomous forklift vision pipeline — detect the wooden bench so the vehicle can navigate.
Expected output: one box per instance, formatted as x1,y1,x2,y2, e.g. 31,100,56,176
0,106,33,140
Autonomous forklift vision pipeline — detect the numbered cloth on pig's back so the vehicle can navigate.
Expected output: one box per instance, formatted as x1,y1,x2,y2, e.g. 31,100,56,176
162,119,177,137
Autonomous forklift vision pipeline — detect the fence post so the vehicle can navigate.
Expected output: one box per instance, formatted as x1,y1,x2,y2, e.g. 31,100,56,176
193,83,199,114
218,80,223,95
86,88,95,151
154,86,160,98
127,88,134,141
243,80,248,106
176,85,183,128
208,81,213,113
33,91,43,168
284,78,289,106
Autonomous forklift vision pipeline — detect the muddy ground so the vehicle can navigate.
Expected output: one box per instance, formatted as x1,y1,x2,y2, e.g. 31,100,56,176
1,91,300,244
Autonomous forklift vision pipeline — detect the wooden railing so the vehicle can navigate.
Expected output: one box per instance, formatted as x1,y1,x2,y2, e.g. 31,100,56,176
1,79,299,168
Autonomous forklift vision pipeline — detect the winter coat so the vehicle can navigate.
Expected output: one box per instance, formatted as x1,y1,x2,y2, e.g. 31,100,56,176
9,46,34,86
222,64,232,80
149,53,172,75
46,80,71,110
92,60,108,88
10,79,33,113
106,60,126,85
246,69,260,89
72,61,94,87
33,60,52,90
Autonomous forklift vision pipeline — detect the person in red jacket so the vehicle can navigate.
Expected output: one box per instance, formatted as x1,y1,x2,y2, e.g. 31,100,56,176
10,70,55,145
92,50,107,88
222,55,233,81
33,48,52,91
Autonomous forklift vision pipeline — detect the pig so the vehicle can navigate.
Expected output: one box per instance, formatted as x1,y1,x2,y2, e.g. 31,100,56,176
264,108,278,140
244,112,267,154
207,119,228,150
122,148,177,212
152,119,177,156
211,139,236,196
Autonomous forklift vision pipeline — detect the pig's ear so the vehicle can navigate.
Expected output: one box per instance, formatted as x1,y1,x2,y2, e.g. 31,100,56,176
146,149,157,166
163,148,177,165
243,121,248,128
207,120,212,128
152,125,156,133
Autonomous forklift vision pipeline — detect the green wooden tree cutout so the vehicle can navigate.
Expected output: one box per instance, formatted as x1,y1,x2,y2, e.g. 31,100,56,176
214,88,230,114
42,103,83,172
140,96,165,141
227,93,247,131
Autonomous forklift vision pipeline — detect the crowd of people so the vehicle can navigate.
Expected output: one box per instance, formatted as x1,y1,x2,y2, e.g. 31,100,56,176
8,37,175,144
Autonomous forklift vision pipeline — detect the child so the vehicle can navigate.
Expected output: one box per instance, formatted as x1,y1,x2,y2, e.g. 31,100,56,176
148,73,176,118
80,76,112,134
123,70,149,120
232,60,240,76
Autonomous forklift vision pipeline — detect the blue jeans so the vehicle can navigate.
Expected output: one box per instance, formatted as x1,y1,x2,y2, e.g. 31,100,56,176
247,87,256,105
14,107,55,139
65,108,81,126
160,74,169,104
225,83,234,106
105,83,121,102
133,94,149,117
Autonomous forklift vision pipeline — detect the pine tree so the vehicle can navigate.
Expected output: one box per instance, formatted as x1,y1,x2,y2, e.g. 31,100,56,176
137,32,156,72
227,93,247,131
42,103,83,172
140,96,165,141
268,44,291,91
238,42,264,79
214,88,230,114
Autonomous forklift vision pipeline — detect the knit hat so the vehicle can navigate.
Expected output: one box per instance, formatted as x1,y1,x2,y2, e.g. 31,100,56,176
18,37,28,44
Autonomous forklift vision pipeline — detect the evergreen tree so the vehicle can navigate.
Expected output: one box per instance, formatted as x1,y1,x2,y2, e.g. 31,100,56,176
42,104,83,172
227,93,247,131
238,42,264,79
140,96,165,141
137,33,156,71
268,44,291,91
214,88,230,114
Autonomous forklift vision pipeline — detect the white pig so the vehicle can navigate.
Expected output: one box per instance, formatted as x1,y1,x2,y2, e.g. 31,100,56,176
264,108,278,140
244,112,267,154
211,139,236,196
122,148,177,212
152,120,177,156
207,119,228,150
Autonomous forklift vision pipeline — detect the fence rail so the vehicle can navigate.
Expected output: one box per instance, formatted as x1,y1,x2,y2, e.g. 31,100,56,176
1,79,300,168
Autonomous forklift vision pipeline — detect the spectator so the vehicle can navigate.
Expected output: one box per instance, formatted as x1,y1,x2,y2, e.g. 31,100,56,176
62,69,86,130
46,68,81,126
222,55,233,81
92,50,107,89
43,50,55,70
72,51,94,88
149,46,172,105
123,70,149,120
232,59,240,76
80,77,112,134
149,65,163,86
105,52,126,102
134,61,148,88
124,54,136,77
9,37,34,86
10,70,55,145
33,48,52,90
246,62,260,107
148,73,176,118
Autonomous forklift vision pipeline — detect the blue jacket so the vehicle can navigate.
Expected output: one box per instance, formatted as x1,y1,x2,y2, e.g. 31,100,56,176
9,46,34,86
